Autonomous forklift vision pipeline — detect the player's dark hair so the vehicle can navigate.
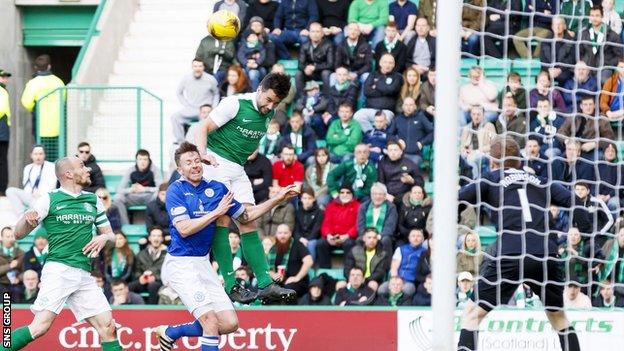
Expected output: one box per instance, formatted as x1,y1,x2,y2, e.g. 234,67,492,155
259,72,291,100
158,183,168,192
192,57,205,64
199,103,212,109
580,95,595,103
489,136,521,169
34,54,51,71
536,96,551,104
174,142,200,167
77,141,90,149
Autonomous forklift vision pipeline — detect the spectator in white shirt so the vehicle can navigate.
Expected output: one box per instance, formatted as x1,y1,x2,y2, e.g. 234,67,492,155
6,145,57,215
459,66,499,125
563,281,592,309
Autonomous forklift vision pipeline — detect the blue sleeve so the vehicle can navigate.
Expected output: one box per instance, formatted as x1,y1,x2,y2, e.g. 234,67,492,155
166,184,190,223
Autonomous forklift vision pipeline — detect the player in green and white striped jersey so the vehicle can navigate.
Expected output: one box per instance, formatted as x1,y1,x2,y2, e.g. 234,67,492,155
195,73,299,303
7,156,122,351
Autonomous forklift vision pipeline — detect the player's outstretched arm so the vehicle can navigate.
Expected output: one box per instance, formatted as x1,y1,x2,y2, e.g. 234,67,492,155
14,210,40,240
236,185,300,224
174,191,235,237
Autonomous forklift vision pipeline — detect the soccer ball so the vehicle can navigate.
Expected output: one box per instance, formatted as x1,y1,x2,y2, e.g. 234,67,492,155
207,10,241,42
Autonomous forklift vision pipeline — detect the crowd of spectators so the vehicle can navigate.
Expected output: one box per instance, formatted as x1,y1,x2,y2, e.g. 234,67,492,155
3,0,624,308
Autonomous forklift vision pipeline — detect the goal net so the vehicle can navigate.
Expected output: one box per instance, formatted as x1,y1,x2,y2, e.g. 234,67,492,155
432,1,624,350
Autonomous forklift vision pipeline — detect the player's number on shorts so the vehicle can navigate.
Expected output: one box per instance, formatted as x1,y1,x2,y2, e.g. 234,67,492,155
517,189,533,222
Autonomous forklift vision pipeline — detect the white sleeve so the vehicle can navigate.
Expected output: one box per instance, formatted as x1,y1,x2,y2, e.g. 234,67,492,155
31,192,50,221
95,197,111,227
208,95,240,127
392,247,402,261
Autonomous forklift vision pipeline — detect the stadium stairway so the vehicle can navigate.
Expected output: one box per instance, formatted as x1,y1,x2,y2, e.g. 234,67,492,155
82,0,216,175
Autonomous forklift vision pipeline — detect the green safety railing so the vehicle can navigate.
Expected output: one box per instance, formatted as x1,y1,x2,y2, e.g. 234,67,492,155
35,86,164,171
71,0,108,79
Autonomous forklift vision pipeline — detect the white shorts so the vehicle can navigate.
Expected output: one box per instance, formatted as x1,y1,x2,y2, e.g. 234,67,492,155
202,149,255,205
31,262,111,322
161,254,234,318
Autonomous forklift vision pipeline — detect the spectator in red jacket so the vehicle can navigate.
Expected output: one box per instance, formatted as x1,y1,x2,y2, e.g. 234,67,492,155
316,184,360,268
272,144,305,188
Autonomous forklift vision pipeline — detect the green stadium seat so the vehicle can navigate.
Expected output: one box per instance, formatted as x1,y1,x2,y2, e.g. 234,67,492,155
121,224,147,238
128,205,147,212
307,268,316,280
104,174,122,196
510,59,541,86
617,141,624,161
278,59,299,77
460,58,479,76
316,268,345,281
315,139,326,148
424,181,434,196
476,225,497,246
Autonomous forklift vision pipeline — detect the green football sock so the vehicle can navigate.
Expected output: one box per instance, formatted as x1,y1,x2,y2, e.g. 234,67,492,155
101,340,122,351
213,226,236,292
6,326,34,351
240,230,273,288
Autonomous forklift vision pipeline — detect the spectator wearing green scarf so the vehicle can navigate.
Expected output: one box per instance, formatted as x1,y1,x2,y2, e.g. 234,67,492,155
327,144,377,200
267,224,313,297
357,182,398,253
22,230,49,277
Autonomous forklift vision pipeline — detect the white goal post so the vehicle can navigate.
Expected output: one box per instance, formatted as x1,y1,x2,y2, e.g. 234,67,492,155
431,1,463,350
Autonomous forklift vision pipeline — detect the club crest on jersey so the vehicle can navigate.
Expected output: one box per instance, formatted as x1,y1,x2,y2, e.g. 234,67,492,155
83,203,94,212
204,188,215,198
170,206,186,216
194,291,205,302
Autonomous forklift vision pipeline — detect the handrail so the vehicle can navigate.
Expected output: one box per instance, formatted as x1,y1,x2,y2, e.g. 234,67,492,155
35,85,165,171
71,0,108,80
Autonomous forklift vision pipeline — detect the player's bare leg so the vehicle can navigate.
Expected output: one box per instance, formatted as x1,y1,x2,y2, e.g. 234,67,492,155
85,311,122,350
457,300,488,351
4,310,55,350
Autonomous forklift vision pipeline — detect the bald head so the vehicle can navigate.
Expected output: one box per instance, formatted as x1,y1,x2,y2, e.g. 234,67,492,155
55,157,75,179
55,156,91,188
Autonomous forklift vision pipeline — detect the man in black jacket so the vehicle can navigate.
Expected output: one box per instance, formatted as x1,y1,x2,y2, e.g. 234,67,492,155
333,23,373,89
270,0,319,59
244,150,273,203
316,0,350,45
327,67,359,118
406,18,436,77
374,22,407,73
294,188,323,262
76,142,105,193
353,53,402,133
387,97,434,167
295,22,334,95
145,183,170,237
243,0,278,31
540,16,575,86
377,139,423,202
579,5,624,85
